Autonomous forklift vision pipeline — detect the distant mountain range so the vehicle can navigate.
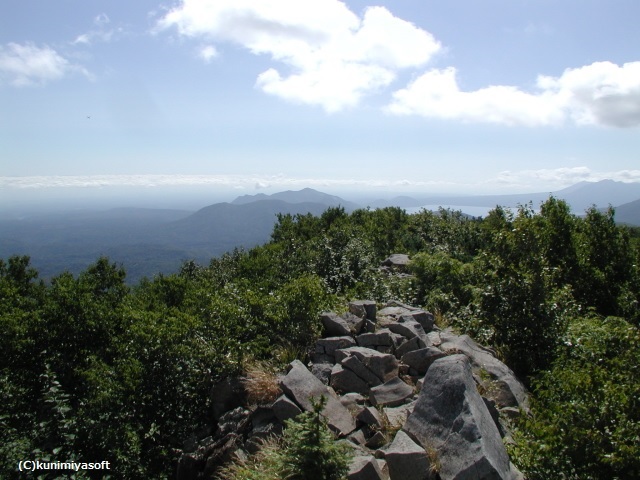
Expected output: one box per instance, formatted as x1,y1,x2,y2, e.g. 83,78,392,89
371,179,640,214
1,181,639,282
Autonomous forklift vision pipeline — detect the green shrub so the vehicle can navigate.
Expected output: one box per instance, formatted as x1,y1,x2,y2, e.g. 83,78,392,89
511,316,640,479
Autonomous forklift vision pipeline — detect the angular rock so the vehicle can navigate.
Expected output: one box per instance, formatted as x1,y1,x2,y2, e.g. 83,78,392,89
365,430,388,449
399,311,435,333
321,312,352,337
317,336,357,357
272,394,302,423
401,347,446,375
357,406,384,429
384,401,415,429
311,363,333,385
331,364,370,395
382,254,410,271
356,330,394,349
385,430,433,480
342,354,383,387
280,360,356,436
348,429,368,446
439,333,529,412
395,336,427,359
370,377,414,408
210,377,246,421
349,455,386,480
404,355,520,480
349,300,377,321
342,312,366,334
336,347,399,384
388,319,428,342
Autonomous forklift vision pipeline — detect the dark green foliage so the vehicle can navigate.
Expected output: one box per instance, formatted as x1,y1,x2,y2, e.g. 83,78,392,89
280,396,351,480
1,198,639,479
511,316,640,479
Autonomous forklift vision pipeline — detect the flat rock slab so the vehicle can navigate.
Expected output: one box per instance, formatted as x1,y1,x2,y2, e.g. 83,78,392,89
370,377,414,407
280,360,356,436
404,355,519,480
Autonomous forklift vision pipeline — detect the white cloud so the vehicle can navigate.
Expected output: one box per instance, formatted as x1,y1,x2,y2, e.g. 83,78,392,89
388,61,640,128
3,171,639,195
491,167,640,189
0,42,86,86
199,45,218,62
157,0,440,111
73,12,122,45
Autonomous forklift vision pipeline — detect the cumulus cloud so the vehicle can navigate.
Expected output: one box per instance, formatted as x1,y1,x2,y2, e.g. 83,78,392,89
388,61,640,128
156,0,440,111
0,42,87,86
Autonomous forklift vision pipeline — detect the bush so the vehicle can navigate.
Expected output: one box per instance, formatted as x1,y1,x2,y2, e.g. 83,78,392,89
511,316,640,479
218,396,351,480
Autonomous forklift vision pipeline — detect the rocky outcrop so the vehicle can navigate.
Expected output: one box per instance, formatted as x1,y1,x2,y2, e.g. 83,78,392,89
404,355,521,480
178,299,528,480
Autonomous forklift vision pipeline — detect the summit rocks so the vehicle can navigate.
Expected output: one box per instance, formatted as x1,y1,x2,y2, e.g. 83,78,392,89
178,299,527,480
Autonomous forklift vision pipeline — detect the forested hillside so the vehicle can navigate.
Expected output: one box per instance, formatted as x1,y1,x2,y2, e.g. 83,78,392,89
1,199,639,479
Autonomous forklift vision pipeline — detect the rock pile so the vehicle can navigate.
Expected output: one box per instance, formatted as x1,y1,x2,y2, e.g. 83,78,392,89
177,300,528,480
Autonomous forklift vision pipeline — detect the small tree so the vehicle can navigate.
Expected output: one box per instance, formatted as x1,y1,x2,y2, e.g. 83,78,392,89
219,396,351,480
281,396,351,480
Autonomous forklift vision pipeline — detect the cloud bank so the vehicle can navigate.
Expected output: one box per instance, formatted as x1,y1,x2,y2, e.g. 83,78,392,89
157,0,440,112
3,169,639,193
0,42,87,86
388,61,640,128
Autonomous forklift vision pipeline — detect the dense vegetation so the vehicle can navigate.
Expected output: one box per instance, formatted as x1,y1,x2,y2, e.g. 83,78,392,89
1,199,639,479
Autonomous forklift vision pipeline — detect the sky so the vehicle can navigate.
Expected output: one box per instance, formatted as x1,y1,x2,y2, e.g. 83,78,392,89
1,0,640,208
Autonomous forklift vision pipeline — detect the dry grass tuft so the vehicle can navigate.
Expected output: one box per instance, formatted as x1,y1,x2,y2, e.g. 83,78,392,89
242,360,282,406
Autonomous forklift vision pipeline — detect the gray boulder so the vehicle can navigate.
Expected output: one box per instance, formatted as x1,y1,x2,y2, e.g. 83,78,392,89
439,333,529,412
395,336,428,359
280,360,356,436
401,347,446,375
331,364,370,395
388,319,428,342
311,363,333,385
356,329,395,349
370,377,414,408
385,430,433,480
321,312,352,336
317,336,357,357
336,347,399,384
404,355,519,480
382,254,411,271
272,394,302,423
342,354,383,387
399,311,435,333
349,300,377,321
349,455,386,480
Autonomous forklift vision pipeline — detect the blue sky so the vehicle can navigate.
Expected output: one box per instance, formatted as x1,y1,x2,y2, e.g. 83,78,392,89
1,0,640,202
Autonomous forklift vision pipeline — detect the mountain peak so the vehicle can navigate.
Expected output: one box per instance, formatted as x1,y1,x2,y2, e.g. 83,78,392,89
231,188,359,210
